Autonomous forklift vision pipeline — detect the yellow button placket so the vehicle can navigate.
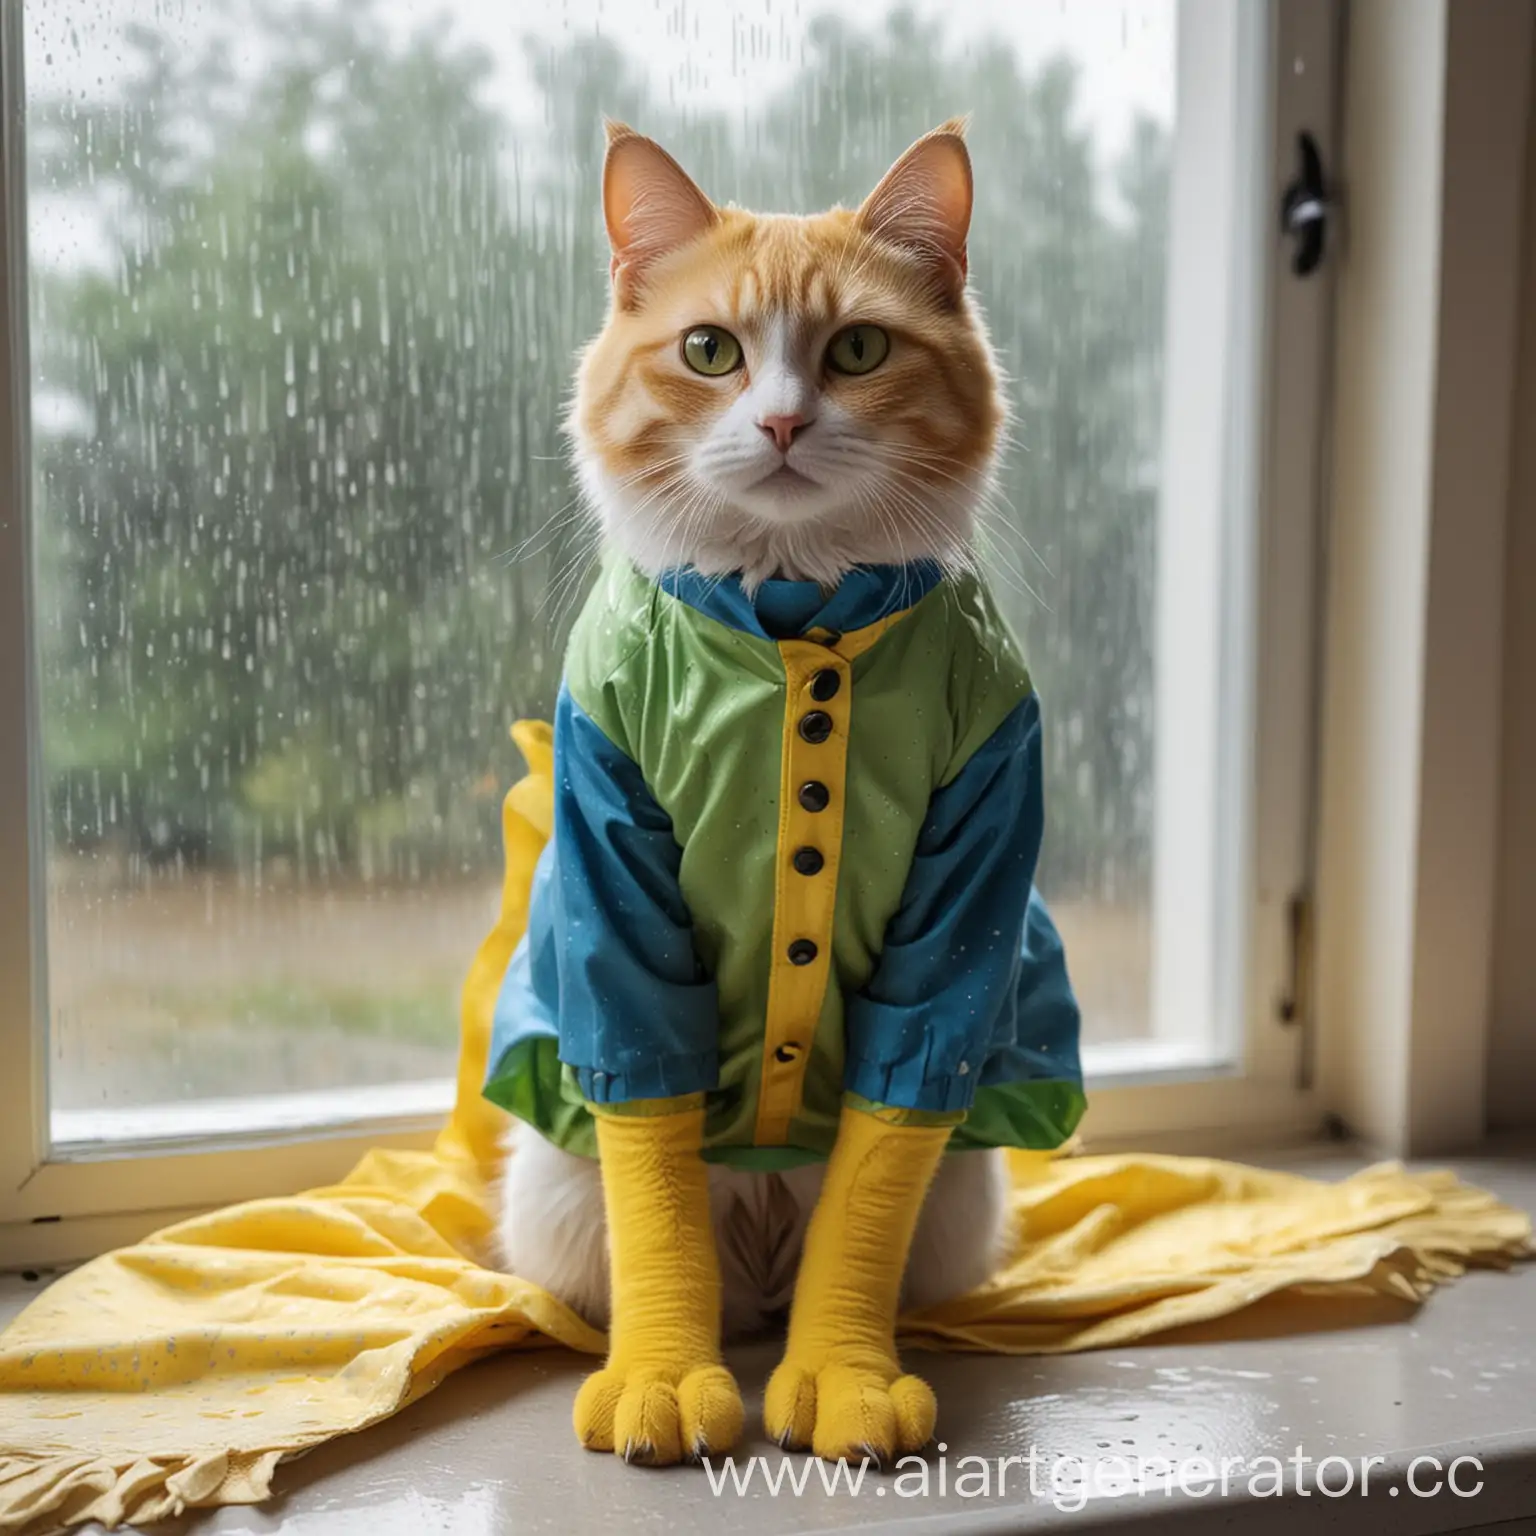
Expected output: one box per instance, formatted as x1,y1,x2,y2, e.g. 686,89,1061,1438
752,613,911,1146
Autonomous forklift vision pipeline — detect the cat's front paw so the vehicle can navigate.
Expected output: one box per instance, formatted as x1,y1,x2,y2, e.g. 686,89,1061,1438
574,1361,743,1465
763,1349,936,1464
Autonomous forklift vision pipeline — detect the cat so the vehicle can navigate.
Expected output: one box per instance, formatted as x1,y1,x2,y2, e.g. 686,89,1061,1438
485,118,1084,1467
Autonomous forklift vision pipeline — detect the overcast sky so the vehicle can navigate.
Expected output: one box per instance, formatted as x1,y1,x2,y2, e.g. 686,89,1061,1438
26,0,1175,138
24,0,1175,272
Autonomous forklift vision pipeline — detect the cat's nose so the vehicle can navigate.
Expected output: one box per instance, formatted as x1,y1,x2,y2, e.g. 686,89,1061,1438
757,412,812,453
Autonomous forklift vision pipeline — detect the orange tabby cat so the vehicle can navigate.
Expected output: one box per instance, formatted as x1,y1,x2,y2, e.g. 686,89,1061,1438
571,117,1005,589
490,118,1084,1469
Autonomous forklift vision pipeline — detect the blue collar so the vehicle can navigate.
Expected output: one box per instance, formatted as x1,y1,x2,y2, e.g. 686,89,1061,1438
658,561,944,641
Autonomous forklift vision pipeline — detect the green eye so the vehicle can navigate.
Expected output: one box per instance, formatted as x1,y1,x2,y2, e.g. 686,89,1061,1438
682,326,743,376
826,324,890,376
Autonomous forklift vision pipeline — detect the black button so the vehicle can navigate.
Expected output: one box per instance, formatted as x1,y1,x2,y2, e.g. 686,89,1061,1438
792,846,824,876
799,710,833,744
810,668,841,702
788,939,818,966
798,781,830,813
773,1043,800,1063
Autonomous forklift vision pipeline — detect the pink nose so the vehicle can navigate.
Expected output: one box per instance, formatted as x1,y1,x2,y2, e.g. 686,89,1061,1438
758,413,811,453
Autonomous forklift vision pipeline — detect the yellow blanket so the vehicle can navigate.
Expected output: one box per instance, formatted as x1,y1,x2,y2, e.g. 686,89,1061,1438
0,722,1529,1534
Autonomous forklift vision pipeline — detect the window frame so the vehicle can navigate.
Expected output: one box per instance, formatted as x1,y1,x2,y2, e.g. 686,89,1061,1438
0,0,1341,1267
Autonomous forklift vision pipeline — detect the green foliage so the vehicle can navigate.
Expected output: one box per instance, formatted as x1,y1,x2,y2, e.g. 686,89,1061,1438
144,977,456,1046
30,1,1166,898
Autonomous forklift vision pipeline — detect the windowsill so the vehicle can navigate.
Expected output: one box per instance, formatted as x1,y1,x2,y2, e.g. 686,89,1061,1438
49,1080,452,1159
3,1138,1531,1534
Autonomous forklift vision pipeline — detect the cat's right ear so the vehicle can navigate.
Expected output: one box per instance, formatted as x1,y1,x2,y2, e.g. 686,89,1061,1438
602,122,718,309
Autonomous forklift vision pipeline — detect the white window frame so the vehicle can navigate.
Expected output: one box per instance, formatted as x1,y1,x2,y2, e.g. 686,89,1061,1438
1069,0,1342,1140
0,0,1342,1268
1314,0,1530,1158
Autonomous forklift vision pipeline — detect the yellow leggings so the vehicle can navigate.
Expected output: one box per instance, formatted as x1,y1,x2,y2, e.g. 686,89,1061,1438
576,1100,951,1464
573,1104,742,1463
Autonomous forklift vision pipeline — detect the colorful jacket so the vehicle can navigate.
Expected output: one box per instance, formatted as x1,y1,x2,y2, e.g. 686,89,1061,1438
482,553,1085,1169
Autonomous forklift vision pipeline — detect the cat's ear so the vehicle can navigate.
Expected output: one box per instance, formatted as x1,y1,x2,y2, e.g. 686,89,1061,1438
857,117,973,302
602,121,718,308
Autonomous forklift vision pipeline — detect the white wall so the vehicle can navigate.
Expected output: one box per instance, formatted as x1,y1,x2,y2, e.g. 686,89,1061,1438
1488,34,1536,1132
1316,0,1531,1154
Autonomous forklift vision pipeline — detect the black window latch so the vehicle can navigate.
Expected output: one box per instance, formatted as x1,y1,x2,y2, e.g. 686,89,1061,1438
1280,131,1329,277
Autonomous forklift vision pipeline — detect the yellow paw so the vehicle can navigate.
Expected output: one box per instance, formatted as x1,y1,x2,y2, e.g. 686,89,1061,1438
763,1353,936,1463
574,1361,743,1465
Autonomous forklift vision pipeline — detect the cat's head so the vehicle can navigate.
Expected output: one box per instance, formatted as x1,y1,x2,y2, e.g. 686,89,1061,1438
569,119,1005,591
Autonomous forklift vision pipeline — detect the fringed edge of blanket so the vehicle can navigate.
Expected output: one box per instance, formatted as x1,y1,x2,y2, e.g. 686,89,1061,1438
0,1447,284,1535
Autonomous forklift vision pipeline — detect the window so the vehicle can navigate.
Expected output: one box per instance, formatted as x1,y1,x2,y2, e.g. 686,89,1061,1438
0,0,1339,1259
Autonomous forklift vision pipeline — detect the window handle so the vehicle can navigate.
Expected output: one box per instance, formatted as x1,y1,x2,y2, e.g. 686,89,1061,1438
1280,131,1329,278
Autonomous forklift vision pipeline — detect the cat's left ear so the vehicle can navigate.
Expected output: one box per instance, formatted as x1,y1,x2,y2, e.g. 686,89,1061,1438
857,118,973,302
602,121,718,309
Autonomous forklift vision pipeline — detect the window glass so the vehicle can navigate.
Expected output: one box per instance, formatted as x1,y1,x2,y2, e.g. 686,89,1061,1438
25,0,1174,1119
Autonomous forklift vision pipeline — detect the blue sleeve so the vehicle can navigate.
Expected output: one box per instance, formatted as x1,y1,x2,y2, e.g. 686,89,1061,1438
843,693,1078,1113
537,683,719,1103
